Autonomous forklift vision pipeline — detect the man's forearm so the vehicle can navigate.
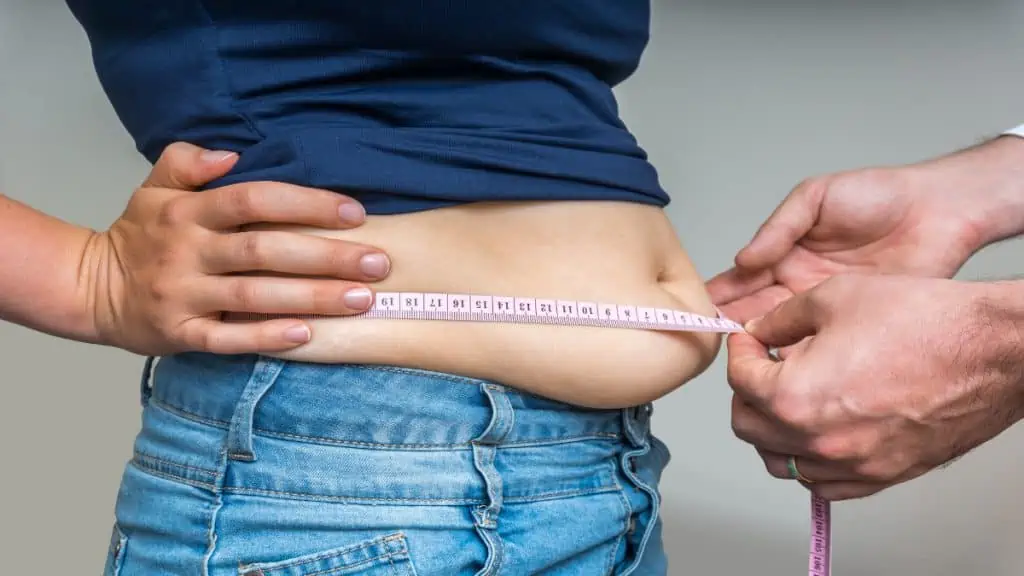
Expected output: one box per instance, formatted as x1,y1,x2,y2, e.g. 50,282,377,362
977,279,1024,419
0,193,103,342
933,134,1024,252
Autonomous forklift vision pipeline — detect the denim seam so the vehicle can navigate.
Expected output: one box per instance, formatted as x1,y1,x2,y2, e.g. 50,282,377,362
220,484,619,505
299,554,406,576
151,397,621,449
149,398,231,430
226,357,287,461
201,452,229,576
504,484,620,504
239,534,408,575
133,451,220,478
224,487,479,505
617,442,659,575
250,429,620,450
128,460,219,492
349,364,495,387
606,458,632,576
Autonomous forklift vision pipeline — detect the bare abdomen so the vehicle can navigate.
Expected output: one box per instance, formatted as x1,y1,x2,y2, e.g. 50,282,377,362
230,201,721,409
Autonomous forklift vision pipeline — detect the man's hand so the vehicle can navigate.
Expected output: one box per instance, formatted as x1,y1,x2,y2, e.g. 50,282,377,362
727,274,1024,501
708,136,1024,324
88,142,391,355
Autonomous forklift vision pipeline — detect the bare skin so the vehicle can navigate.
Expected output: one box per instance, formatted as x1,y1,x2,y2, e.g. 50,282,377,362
1,143,391,355
233,201,723,409
3,141,719,409
710,135,1024,500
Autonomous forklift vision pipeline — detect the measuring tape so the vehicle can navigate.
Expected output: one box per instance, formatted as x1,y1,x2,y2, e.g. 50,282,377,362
254,290,833,575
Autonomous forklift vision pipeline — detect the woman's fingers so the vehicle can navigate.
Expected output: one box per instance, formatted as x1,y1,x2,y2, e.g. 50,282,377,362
193,275,376,316
202,230,391,281
143,142,239,190
176,317,314,355
194,182,368,230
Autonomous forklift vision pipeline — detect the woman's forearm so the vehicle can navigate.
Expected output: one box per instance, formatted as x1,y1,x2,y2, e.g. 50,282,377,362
0,193,104,342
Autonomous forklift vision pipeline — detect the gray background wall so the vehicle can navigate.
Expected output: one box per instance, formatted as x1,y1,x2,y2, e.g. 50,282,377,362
2,1,1022,573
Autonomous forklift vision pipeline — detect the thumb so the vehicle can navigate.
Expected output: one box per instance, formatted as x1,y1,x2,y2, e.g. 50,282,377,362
735,178,823,270
142,142,238,190
743,289,823,348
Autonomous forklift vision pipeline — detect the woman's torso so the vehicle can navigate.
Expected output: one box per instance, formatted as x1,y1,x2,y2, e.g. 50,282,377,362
66,0,720,408
239,202,720,408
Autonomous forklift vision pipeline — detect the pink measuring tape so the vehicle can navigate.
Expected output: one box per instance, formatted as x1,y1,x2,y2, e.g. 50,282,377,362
283,290,833,575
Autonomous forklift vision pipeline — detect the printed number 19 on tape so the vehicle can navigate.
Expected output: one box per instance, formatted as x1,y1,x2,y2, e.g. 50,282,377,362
366,291,743,333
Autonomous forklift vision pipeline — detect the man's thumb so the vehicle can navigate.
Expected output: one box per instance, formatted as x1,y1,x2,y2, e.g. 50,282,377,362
743,291,821,348
735,179,822,270
143,142,238,189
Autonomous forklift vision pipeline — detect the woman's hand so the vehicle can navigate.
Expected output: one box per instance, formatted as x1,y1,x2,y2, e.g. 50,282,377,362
89,142,391,355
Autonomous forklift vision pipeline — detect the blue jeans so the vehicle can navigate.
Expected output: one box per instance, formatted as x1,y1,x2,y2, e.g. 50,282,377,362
103,353,671,575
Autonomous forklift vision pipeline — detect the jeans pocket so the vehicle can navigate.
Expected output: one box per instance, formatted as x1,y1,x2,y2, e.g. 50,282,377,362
103,523,128,576
237,533,417,576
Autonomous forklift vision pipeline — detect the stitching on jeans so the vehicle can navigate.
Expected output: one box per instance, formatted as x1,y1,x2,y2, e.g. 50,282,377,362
222,484,618,504
239,534,406,575
348,364,496,387
606,458,632,576
254,428,620,450
505,484,619,503
132,451,220,478
151,397,621,449
128,461,218,491
299,555,404,576
128,458,620,503
226,487,479,505
150,398,231,429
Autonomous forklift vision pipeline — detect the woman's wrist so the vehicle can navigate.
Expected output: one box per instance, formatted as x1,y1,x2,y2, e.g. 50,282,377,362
0,194,107,344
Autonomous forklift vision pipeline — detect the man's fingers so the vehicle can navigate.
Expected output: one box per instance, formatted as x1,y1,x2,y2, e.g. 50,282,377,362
735,178,824,270
144,142,239,190
715,284,793,325
705,267,775,307
196,182,367,230
202,231,390,281
196,276,375,316
731,395,804,455
775,338,811,360
758,450,850,483
726,332,783,405
177,317,313,355
757,450,890,500
744,289,824,348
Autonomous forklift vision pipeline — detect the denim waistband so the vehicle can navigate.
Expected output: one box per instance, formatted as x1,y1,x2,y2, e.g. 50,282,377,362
129,353,666,575
144,353,649,450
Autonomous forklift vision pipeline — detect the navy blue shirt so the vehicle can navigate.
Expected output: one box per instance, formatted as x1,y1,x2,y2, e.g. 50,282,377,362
65,1,670,214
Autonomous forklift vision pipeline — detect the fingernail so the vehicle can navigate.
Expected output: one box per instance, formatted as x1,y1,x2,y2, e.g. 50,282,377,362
200,150,237,164
283,324,311,343
344,287,373,310
338,203,366,225
744,318,760,333
359,253,391,278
